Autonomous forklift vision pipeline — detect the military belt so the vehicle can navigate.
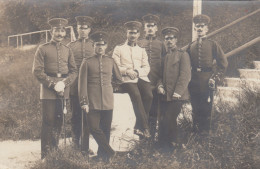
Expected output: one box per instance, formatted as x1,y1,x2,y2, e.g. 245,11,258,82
46,73,68,78
192,67,212,72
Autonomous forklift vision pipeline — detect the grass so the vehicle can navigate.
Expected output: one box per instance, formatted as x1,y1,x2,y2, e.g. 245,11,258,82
31,84,260,168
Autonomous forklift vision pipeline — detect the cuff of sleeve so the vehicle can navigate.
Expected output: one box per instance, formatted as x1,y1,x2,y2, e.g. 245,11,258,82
62,78,71,87
80,97,88,106
158,85,164,89
173,92,181,97
48,81,55,89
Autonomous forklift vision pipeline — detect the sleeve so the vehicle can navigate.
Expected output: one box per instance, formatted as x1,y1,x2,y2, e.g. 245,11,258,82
157,42,167,88
78,60,88,106
112,46,127,75
32,46,56,89
135,48,150,77
112,60,123,85
62,48,78,87
174,52,191,96
212,41,228,81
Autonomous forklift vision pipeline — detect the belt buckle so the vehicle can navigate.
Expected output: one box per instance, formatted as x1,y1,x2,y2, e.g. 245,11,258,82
196,68,202,72
57,73,62,78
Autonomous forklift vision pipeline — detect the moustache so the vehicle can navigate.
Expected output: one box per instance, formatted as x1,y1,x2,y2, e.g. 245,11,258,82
56,35,64,38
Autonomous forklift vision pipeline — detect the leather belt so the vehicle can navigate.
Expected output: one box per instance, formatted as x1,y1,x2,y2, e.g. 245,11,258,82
46,73,68,78
192,67,212,72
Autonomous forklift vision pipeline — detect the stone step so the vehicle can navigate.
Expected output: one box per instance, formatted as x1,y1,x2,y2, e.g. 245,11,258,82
225,77,260,87
217,86,240,99
253,61,260,69
238,69,260,79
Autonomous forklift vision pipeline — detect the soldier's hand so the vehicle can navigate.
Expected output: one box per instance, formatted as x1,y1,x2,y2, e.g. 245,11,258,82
126,70,138,80
158,86,165,95
54,81,65,92
81,105,89,114
208,78,215,89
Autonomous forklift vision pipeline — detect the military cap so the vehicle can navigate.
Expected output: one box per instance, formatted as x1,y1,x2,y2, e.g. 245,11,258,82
142,14,160,24
75,16,94,27
161,27,179,37
90,31,108,45
124,21,142,31
193,14,210,25
48,18,68,28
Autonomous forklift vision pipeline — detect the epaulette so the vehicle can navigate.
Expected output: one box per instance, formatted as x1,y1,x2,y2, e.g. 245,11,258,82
61,43,70,49
104,54,113,59
67,40,77,46
208,39,217,44
41,42,51,46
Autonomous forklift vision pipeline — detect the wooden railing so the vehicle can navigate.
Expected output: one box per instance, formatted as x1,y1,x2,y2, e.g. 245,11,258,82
7,26,76,48
181,8,260,55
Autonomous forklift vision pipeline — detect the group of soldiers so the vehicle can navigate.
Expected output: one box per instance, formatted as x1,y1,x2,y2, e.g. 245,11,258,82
32,13,228,162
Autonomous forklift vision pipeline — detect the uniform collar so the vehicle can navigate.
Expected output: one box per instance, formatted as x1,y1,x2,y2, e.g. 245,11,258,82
197,35,207,41
95,54,107,58
78,37,90,42
50,40,62,46
126,41,137,47
167,46,177,53
145,35,156,40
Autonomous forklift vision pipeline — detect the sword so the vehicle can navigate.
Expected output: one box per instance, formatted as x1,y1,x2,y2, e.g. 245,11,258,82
62,97,67,147
208,81,216,168
81,109,84,151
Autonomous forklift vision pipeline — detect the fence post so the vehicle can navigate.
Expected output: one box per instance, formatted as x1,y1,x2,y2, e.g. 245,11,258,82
46,30,48,43
8,36,10,47
16,36,19,48
21,35,23,48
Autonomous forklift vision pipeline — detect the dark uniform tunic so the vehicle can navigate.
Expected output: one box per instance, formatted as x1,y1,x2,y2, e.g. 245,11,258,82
78,54,122,158
32,40,77,158
138,36,165,140
187,38,228,133
138,37,165,88
158,48,191,146
67,38,94,150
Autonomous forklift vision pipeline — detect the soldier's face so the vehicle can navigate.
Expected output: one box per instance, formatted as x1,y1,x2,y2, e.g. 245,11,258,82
94,42,107,55
144,23,158,36
77,25,91,38
164,35,177,49
127,30,140,43
194,23,208,37
51,27,66,42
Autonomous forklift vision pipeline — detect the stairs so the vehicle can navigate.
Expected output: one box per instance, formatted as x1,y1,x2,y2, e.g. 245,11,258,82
217,61,260,103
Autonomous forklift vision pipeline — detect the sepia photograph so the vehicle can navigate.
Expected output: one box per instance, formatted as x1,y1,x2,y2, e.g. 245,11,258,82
0,0,259,168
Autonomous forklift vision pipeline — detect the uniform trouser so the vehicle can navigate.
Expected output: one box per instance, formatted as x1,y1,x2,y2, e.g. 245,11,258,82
149,90,159,140
41,99,64,159
121,79,153,131
88,109,114,158
158,100,183,147
190,90,213,134
70,95,89,151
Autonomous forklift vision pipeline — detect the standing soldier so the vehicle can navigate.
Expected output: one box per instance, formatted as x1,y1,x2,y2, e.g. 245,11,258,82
138,14,166,141
187,14,228,134
157,27,191,150
32,18,77,159
112,21,153,138
78,31,122,162
67,16,94,153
